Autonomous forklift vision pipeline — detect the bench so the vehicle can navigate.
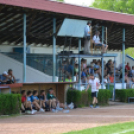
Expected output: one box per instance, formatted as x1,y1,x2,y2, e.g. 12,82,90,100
128,97,134,103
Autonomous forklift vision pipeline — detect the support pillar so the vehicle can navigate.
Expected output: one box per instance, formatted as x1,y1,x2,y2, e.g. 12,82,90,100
122,28,125,89
78,38,81,90
101,26,105,89
113,57,116,101
53,18,56,82
23,14,26,83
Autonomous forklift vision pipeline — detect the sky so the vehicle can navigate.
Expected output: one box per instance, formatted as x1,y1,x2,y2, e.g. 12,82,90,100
64,0,94,6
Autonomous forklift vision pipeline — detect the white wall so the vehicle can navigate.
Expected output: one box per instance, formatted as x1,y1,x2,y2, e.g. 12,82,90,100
0,45,122,66
0,53,52,83
126,55,134,68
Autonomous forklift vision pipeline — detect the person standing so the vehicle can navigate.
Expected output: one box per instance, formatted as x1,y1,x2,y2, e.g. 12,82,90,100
86,74,100,108
84,21,91,54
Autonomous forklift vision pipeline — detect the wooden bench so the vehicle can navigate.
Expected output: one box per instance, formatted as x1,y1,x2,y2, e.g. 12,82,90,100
128,97,134,103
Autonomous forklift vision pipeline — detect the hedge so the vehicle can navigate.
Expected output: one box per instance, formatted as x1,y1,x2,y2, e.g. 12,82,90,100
0,94,21,115
67,89,111,107
116,89,134,102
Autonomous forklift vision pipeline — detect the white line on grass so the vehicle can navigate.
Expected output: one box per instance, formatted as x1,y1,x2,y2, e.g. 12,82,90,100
112,129,134,134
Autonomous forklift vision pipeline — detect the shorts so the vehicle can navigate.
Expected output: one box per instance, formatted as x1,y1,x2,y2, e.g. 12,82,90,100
91,92,97,97
95,44,106,47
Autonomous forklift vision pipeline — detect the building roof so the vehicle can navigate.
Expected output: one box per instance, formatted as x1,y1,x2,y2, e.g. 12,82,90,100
0,0,134,25
0,0,134,50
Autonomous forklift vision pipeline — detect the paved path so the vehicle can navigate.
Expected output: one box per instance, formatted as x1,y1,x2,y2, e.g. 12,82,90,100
0,104,134,134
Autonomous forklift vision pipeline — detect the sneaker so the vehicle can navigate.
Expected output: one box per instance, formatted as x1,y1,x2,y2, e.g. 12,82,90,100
52,109,58,113
31,109,37,114
90,105,94,108
39,108,45,112
68,103,74,109
94,105,100,108
25,110,31,114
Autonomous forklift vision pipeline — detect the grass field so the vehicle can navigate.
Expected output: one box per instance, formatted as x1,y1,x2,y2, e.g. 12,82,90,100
64,122,134,134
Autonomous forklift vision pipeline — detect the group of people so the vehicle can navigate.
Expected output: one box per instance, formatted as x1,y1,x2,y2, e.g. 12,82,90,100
21,88,74,114
0,69,16,84
84,21,108,54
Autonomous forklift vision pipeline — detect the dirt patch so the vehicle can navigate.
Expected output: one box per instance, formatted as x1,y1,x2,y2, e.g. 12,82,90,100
0,104,134,134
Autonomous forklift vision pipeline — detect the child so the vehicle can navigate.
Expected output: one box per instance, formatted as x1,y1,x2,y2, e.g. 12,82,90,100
31,90,45,112
86,74,100,108
24,91,37,114
39,90,49,109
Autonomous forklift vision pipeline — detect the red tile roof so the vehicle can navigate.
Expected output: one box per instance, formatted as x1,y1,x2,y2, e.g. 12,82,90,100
0,0,134,25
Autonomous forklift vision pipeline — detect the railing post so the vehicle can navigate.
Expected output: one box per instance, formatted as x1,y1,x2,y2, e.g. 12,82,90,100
101,26,105,89
53,18,56,82
113,57,116,101
78,38,81,90
122,28,125,89
23,14,26,83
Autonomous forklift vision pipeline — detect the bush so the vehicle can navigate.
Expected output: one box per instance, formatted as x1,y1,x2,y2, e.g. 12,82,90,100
116,89,134,102
0,94,21,115
98,89,111,104
67,89,110,107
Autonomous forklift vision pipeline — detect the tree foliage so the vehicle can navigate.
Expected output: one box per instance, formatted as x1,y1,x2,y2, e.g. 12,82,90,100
92,0,134,14
92,0,134,57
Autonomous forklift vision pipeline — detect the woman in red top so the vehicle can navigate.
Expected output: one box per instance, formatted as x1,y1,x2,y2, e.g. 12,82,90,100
125,62,131,71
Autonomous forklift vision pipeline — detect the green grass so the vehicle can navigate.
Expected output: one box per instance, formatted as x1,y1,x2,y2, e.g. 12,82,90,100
63,122,134,134
0,114,21,119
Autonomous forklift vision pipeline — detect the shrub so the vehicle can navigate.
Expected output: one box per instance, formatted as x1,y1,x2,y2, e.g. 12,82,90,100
67,89,110,107
98,89,111,104
116,89,134,102
0,94,21,115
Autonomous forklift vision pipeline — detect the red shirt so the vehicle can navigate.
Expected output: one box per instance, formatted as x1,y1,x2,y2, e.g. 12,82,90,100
125,65,130,70
21,96,26,103
109,76,114,83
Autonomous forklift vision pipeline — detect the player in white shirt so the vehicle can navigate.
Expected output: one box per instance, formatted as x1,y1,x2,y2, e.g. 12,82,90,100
86,74,101,108
93,31,108,53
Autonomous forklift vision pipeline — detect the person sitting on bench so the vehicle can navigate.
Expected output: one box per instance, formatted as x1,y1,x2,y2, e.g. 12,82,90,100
93,31,108,53
21,90,37,114
47,88,64,109
39,90,50,110
2,69,16,84
31,90,45,112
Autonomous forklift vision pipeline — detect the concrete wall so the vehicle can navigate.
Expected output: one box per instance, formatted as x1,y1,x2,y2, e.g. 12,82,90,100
0,45,122,66
126,55,134,68
0,53,52,83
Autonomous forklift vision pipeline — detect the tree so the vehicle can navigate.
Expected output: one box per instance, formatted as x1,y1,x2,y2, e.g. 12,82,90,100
92,0,134,57
92,0,134,14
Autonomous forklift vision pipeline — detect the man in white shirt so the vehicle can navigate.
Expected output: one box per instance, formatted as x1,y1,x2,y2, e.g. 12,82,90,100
93,31,108,53
86,74,100,108
84,21,91,54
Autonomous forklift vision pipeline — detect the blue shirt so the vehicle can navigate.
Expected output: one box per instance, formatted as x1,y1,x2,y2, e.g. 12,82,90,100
84,25,90,37
27,96,32,102
81,71,86,77
31,95,39,102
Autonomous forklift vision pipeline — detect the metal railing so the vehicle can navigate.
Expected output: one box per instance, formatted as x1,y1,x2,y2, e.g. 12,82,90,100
2,52,53,76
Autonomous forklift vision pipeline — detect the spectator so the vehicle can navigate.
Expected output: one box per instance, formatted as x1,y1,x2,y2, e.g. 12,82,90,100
3,69,16,84
132,66,134,77
47,88,64,109
21,90,37,114
125,62,131,71
30,90,45,112
39,90,50,110
104,75,108,84
93,31,108,53
81,69,87,83
109,73,114,83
